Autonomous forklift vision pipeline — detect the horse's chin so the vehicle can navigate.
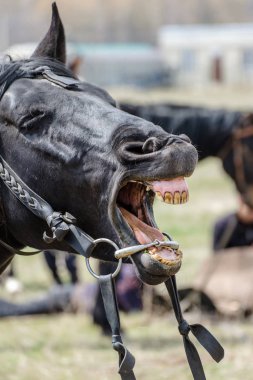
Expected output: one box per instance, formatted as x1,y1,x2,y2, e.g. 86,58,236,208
130,251,182,285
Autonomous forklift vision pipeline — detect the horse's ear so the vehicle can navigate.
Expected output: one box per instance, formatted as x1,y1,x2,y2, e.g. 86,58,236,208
31,2,66,63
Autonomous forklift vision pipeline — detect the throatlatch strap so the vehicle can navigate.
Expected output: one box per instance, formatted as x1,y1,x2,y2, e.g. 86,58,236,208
99,274,136,380
165,276,224,380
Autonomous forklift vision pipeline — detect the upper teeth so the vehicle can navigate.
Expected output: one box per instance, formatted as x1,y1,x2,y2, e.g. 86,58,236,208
156,191,189,204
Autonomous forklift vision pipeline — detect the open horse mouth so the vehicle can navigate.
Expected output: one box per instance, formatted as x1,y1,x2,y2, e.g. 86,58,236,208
112,176,189,284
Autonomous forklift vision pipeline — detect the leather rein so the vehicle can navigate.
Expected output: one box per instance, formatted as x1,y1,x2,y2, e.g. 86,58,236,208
0,63,224,380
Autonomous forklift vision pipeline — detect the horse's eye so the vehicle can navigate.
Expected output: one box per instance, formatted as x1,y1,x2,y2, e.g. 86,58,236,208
19,109,47,129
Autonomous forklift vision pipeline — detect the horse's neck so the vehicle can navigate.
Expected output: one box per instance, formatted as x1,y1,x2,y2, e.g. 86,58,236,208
159,107,242,160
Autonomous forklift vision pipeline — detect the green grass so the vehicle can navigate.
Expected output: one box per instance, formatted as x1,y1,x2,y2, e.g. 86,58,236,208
1,158,252,380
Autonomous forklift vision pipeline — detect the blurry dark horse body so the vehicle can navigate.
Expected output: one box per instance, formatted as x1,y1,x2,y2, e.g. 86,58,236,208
121,103,253,207
0,5,197,286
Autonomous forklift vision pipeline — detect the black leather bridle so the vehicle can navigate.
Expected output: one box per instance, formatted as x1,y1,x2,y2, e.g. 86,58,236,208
0,61,224,380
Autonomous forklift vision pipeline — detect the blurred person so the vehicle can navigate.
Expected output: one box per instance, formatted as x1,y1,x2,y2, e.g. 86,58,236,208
1,250,79,292
0,264,142,330
213,197,253,251
177,197,253,315
2,262,23,294
1,253,142,335
187,198,253,317
43,250,79,285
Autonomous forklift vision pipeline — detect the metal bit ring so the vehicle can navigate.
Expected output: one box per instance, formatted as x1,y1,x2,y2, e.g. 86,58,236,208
86,238,122,279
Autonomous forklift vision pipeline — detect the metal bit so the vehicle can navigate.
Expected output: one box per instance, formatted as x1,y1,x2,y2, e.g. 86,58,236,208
114,239,179,259
115,240,160,259
158,240,179,250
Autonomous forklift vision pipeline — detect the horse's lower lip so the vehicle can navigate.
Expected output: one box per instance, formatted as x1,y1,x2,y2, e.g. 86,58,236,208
148,248,182,266
130,250,182,285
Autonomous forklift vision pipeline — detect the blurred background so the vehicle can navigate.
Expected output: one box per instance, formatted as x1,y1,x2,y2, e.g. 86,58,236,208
2,0,253,92
0,1,253,380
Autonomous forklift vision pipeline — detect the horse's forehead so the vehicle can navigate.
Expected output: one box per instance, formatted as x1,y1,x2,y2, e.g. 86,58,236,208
3,78,115,121
2,78,58,109
1,77,160,142
4,77,111,106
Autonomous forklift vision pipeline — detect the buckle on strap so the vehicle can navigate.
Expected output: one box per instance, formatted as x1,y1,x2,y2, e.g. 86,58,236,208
43,211,76,243
178,319,191,336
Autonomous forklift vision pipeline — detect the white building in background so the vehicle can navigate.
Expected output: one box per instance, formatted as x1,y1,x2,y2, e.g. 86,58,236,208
158,24,253,87
4,43,167,87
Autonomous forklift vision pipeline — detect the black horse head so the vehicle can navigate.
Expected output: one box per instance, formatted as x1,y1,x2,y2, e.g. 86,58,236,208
0,4,197,285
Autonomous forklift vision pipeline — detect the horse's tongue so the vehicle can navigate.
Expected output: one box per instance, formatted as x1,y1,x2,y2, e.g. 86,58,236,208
120,207,178,261
120,207,164,243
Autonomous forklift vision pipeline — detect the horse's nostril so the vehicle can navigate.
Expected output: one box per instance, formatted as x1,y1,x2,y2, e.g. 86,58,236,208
141,134,191,154
142,136,169,153
142,137,157,153
179,134,191,144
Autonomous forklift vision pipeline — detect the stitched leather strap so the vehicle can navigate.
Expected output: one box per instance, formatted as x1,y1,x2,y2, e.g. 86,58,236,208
42,69,81,90
0,155,53,220
0,154,95,258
